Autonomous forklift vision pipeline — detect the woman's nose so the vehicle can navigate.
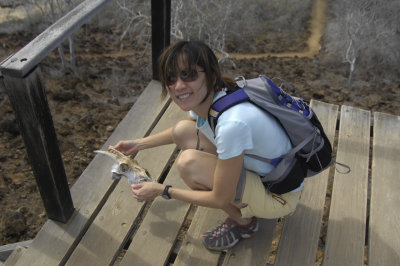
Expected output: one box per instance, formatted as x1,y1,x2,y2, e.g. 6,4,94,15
173,77,186,90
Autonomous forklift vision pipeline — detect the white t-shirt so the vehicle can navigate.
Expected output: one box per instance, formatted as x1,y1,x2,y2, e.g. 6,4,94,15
190,91,293,177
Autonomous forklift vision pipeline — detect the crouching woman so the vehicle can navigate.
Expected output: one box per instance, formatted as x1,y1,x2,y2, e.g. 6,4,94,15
109,40,303,251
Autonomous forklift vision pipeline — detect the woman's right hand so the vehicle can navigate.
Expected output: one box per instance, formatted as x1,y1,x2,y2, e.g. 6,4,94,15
108,140,141,155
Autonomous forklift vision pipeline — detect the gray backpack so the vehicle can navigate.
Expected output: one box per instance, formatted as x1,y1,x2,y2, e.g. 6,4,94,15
208,75,333,194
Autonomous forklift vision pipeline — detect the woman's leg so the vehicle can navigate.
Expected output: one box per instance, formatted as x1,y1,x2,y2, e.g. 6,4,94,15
172,119,217,189
176,149,249,221
172,120,217,154
172,120,251,224
176,149,217,190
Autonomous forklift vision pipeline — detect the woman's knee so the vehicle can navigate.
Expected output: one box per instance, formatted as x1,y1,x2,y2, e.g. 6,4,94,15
172,120,197,150
176,149,197,177
176,149,214,190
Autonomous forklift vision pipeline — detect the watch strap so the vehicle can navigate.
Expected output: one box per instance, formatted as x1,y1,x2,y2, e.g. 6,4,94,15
162,185,172,199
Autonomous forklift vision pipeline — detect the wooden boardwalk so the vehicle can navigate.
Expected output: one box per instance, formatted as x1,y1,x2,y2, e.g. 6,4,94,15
4,81,400,265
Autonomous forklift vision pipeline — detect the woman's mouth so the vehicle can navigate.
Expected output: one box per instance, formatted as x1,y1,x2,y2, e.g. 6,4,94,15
178,93,192,100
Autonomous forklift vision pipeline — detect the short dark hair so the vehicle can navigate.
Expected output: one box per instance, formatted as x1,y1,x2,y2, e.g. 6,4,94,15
158,40,234,98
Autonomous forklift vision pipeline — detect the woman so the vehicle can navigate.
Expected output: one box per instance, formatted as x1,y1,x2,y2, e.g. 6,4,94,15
109,40,303,251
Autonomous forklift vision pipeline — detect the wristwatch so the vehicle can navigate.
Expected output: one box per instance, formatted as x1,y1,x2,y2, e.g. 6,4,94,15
162,185,172,200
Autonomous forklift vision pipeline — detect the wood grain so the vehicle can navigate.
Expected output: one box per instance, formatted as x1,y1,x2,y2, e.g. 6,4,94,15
65,99,185,265
323,105,370,266
369,112,400,265
12,81,169,266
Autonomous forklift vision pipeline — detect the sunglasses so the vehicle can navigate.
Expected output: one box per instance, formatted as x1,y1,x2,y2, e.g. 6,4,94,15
166,69,205,86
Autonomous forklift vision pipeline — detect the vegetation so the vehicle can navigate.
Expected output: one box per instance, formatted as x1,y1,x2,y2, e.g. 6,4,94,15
324,0,400,86
3,0,399,87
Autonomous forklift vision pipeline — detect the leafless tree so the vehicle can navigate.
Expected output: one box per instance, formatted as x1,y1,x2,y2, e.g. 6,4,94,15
171,0,234,65
22,0,82,74
113,0,151,53
170,0,312,62
325,0,400,86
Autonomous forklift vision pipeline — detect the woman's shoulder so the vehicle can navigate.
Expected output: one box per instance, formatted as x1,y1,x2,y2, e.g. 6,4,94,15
219,101,274,123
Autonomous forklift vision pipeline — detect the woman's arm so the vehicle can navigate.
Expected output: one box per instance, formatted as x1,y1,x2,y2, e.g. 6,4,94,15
109,127,174,155
110,113,198,155
132,152,244,216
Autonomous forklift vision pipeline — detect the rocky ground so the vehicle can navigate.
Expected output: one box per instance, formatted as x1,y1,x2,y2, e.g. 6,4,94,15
0,5,399,251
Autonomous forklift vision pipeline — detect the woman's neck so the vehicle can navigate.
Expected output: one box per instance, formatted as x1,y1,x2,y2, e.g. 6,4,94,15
192,90,215,118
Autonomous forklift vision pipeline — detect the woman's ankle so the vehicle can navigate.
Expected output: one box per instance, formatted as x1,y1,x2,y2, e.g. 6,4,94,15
229,216,252,226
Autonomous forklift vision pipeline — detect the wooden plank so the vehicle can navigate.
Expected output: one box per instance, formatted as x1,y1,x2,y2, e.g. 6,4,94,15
3,246,27,266
369,112,400,266
12,81,169,266
222,219,277,266
0,240,32,262
119,161,191,266
323,105,370,266
66,100,186,265
274,100,338,266
174,207,226,266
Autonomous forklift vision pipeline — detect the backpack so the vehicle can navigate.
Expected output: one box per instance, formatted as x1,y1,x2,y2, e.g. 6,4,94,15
208,75,333,194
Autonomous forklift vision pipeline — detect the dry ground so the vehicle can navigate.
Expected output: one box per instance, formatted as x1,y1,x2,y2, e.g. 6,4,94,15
0,2,399,251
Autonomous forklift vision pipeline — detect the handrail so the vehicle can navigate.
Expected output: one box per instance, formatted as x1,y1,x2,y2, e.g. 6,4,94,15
0,0,112,78
0,0,171,223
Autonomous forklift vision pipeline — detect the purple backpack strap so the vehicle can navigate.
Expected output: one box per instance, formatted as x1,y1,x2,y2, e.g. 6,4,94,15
208,89,249,134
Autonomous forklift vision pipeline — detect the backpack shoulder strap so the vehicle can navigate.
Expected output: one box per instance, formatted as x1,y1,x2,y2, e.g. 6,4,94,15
208,88,249,133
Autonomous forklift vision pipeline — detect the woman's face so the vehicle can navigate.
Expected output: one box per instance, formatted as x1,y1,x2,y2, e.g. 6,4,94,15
167,56,209,112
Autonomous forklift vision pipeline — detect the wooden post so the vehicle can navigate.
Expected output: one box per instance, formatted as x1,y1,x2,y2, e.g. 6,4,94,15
2,67,74,223
0,0,114,224
151,0,171,80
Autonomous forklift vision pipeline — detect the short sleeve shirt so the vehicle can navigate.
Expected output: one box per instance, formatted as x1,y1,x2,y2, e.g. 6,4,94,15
190,91,293,176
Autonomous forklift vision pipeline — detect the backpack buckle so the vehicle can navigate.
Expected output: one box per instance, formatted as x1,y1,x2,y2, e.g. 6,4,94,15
235,76,247,88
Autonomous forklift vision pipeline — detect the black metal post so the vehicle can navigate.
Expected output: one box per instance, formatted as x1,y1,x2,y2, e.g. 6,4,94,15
151,0,171,80
2,67,74,223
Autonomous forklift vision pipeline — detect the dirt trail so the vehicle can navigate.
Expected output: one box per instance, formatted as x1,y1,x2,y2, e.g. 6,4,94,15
0,3,42,34
92,0,327,60
229,0,327,59
0,0,327,60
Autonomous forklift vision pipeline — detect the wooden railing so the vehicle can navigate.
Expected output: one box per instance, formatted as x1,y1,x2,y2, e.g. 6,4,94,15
0,0,171,223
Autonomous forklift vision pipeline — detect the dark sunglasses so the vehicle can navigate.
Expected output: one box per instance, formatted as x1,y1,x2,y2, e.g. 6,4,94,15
166,69,205,86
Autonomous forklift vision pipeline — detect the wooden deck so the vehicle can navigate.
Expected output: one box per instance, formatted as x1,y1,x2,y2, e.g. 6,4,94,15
4,81,400,266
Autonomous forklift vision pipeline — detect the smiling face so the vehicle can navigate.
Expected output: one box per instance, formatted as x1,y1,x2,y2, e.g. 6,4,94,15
158,41,225,116
167,56,212,113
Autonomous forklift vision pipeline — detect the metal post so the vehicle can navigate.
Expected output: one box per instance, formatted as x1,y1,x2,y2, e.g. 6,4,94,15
2,67,74,222
151,0,171,80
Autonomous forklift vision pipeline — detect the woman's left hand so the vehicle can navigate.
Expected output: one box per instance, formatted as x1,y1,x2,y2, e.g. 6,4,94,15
131,182,164,202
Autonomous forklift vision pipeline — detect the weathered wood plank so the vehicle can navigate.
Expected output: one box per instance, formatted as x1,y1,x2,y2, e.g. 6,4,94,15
174,207,226,266
65,101,186,265
222,219,276,266
119,160,191,266
369,112,400,265
3,246,27,266
12,81,169,266
323,105,370,266
274,100,338,266
0,240,31,262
